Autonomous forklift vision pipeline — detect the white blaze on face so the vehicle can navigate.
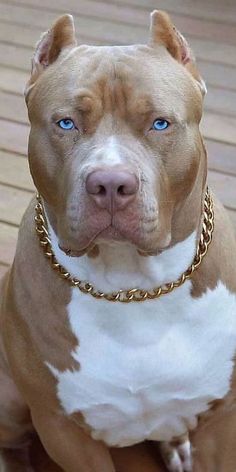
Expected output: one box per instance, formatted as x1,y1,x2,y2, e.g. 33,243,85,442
91,136,124,168
105,136,123,165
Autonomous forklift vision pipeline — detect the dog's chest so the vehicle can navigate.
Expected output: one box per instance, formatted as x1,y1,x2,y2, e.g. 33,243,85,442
49,281,236,447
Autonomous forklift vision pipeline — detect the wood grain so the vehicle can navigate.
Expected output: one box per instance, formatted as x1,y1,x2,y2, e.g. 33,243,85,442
0,150,34,190
0,90,28,124
3,0,236,44
0,119,29,155
0,184,33,225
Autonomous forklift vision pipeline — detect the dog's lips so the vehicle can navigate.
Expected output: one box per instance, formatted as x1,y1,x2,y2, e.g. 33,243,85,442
58,204,165,257
58,222,166,258
96,225,127,242
59,225,127,257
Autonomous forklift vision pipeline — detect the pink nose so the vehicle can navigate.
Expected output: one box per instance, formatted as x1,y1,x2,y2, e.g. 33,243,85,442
86,169,139,212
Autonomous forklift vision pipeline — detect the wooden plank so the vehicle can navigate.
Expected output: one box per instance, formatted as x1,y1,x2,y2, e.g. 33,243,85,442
0,3,236,67
0,0,148,30
0,21,39,49
0,150,34,191
0,184,32,225
204,87,236,118
189,37,236,67
0,222,18,265
0,4,146,44
0,7,236,67
4,0,236,44
0,43,32,71
0,22,105,52
0,2,56,28
0,119,29,155
201,112,236,146
208,170,236,210
96,0,236,24
171,14,236,45
0,66,28,95
199,61,236,92
0,91,28,124
206,140,236,176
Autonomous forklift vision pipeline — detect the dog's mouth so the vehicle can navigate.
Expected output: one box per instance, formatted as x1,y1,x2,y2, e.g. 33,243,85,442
58,223,169,258
58,224,131,257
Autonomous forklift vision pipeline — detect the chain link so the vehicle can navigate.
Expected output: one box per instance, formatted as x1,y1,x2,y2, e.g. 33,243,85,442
35,188,214,303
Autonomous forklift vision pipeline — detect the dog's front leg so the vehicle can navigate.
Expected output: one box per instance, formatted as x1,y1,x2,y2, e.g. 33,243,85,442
159,435,192,472
31,408,115,472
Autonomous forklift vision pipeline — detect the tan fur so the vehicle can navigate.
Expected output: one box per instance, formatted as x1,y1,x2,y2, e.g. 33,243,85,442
150,10,182,61
191,198,236,297
26,42,204,256
26,15,76,95
0,10,236,472
150,10,205,95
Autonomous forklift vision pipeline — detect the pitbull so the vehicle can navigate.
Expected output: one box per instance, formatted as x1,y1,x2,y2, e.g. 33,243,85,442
0,10,236,472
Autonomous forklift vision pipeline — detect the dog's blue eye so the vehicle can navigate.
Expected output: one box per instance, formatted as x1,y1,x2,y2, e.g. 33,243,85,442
152,119,169,131
57,119,75,130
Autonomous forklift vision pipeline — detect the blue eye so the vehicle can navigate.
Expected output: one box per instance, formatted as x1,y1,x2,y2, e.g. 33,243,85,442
57,119,75,130
152,119,169,131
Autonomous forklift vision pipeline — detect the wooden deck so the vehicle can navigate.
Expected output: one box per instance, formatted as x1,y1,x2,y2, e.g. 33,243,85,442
0,0,236,277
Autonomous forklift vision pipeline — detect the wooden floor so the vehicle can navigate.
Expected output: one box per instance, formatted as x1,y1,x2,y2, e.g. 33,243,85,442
0,0,236,277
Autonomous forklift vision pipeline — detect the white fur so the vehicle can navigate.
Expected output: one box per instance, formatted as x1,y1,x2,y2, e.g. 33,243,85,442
178,440,192,471
90,136,123,168
160,438,192,472
46,222,236,447
169,449,183,472
104,136,123,165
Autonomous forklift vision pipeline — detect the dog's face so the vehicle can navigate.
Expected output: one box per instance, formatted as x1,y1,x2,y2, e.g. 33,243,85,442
26,13,206,256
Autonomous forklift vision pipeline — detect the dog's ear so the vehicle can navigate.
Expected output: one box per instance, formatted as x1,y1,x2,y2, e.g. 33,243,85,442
25,14,77,99
150,10,207,96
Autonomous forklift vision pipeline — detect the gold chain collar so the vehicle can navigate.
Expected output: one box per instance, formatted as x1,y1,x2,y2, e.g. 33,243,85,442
35,188,214,303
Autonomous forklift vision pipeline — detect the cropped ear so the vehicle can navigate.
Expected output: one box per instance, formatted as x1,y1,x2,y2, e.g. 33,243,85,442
25,14,77,99
150,10,207,96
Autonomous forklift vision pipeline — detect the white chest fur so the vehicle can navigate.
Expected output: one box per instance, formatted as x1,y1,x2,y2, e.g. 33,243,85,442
46,226,236,447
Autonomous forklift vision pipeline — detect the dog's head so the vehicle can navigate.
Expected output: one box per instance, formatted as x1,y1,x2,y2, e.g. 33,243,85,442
25,12,207,256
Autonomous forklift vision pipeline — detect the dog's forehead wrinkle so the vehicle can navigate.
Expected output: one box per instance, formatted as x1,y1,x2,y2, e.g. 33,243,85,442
33,48,200,126
73,62,195,122
67,45,159,89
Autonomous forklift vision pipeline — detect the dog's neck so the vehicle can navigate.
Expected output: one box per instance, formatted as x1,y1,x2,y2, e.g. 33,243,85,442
45,211,198,293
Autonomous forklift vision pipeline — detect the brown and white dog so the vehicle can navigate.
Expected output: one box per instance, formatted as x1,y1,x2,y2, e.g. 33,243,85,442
0,10,236,472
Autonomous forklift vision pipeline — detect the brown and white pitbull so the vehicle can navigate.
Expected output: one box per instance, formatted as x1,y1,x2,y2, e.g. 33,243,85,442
0,10,236,472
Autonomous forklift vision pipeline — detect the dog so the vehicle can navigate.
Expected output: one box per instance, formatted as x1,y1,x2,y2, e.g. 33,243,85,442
0,9,236,472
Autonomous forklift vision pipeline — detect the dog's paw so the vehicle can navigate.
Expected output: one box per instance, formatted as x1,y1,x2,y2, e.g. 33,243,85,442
159,436,192,472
